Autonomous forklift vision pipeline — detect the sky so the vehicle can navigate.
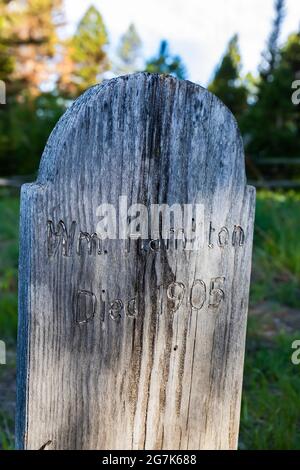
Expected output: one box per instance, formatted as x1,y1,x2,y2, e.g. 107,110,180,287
64,0,300,86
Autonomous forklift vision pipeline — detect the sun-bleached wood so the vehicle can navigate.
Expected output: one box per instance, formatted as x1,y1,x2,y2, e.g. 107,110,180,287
16,73,255,450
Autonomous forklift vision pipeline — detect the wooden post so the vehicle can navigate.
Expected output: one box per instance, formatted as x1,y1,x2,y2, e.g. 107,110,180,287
16,73,255,450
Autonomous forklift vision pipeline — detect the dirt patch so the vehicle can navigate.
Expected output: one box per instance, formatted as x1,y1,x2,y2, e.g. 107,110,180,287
249,301,300,337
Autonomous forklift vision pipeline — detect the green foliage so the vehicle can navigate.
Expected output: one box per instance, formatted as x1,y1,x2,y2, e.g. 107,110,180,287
0,0,64,96
208,35,248,121
260,0,286,78
0,1,15,87
0,411,14,449
244,190,300,449
116,23,142,75
0,193,19,341
145,40,187,79
240,325,300,449
242,32,300,164
0,93,65,175
0,10,14,84
0,0,66,176
62,5,109,97
0,42,13,84
207,0,300,180
251,191,300,308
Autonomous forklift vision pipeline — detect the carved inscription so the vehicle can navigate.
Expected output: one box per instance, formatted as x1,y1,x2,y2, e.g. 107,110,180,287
75,277,226,325
46,220,236,325
47,220,102,257
47,219,246,257
76,290,97,324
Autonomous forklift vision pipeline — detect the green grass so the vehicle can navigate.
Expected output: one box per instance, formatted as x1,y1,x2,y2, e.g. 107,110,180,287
240,317,300,450
0,189,19,343
0,411,14,450
0,190,18,450
242,190,300,449
0,351,15,450
0,189,300,449
251,190,300,308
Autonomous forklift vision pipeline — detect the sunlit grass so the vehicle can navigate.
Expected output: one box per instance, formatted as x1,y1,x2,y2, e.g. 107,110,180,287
0,190,19,342
240,317,300,450
251,190,300,308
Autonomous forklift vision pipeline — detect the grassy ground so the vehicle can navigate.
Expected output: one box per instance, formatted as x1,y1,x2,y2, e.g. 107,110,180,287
0,189,19,449
241,190,300,449
0,188,300,449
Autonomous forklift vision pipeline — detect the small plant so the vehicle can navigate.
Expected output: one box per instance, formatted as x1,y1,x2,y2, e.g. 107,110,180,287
0,412,14,450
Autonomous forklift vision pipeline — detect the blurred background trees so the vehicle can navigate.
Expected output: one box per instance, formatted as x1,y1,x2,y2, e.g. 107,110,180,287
0,0,64,96
208,0,300,183
145,40,187,79
208,34,248,123
240,0,300,169
243,32,300,159
0,0,65,175
0,0,299,180
115,23,142,75
58,5,109,98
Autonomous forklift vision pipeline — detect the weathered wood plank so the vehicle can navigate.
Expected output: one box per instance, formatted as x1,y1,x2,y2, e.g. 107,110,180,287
16,73,255,450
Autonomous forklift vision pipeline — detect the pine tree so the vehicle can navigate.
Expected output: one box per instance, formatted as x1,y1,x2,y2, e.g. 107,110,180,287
0,1,15,86
208,35,248,121
58,5,109,98
0,0,64,95
243,32,300,165
0,0,65,175
116,23,142,75
260,0,286,80
145,40,187,79
242,0,300,180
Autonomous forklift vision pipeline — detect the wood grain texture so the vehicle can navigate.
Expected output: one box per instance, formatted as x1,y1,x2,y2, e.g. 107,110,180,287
16,73,256,450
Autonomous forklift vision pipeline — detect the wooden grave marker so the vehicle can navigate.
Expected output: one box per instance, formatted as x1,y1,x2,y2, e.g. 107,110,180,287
16,73,255,450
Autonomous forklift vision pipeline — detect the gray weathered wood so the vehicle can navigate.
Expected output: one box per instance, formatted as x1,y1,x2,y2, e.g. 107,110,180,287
16,73,255,450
